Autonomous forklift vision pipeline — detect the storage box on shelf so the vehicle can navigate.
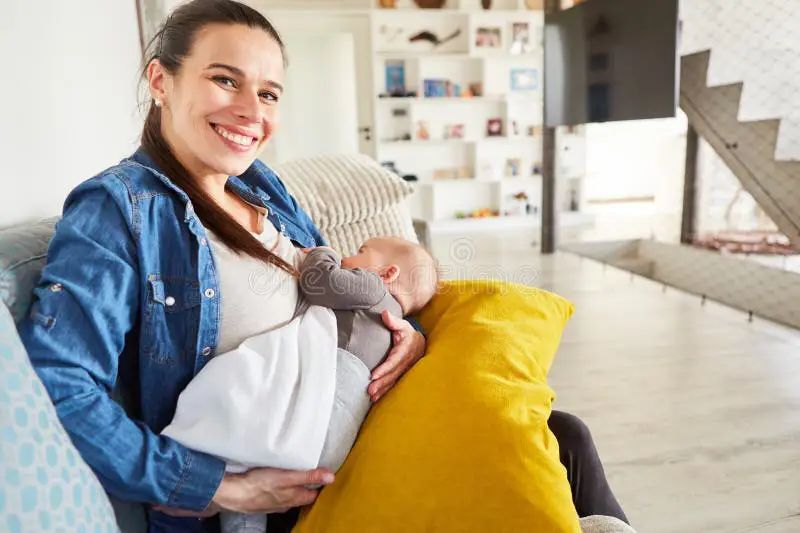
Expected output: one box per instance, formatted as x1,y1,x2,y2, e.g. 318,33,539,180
370,6,592,233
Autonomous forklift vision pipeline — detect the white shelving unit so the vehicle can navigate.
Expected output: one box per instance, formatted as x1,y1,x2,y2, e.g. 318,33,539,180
369,5,591,233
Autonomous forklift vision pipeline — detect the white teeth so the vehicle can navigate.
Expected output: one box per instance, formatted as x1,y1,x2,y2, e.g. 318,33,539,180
214,125,255,147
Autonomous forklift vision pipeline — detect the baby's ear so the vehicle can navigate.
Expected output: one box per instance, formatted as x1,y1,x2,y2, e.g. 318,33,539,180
380,264,400,284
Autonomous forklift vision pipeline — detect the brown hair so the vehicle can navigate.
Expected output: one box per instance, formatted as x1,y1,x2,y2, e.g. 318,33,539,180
140,0,296,277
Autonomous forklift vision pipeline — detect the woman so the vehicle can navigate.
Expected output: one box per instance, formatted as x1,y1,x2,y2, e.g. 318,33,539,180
18,0,627,531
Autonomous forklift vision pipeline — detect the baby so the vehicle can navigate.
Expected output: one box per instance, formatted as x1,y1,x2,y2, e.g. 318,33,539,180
163,237,438,533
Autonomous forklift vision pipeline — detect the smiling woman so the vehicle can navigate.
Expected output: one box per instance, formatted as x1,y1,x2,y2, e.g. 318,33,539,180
16,1,432,533
143,13,294,275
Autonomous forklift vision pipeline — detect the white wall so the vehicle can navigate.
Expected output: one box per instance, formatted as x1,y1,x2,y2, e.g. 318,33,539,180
0,1,143,228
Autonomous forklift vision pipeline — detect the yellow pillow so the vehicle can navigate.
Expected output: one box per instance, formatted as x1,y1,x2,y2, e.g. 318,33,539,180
294,279,579,533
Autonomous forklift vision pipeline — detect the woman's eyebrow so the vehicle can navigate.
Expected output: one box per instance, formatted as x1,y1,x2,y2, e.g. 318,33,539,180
205,62,284,92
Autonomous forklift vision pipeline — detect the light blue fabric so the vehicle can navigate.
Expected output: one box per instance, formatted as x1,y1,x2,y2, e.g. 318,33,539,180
0,218,58,324
0,301,120,532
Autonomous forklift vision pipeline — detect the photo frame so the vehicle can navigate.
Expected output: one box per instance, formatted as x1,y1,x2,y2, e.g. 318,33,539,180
506,158,521,177
486,118,503,137
509,22,531,55
510,68,538,92
385,60,406,95
475,27,502,49
444,124,466,139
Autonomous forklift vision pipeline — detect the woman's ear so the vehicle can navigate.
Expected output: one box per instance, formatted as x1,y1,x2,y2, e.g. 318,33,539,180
380,264,400,284
147,59,169,108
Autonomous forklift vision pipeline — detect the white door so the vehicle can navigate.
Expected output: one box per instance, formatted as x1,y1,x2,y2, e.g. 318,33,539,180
260,12,374,165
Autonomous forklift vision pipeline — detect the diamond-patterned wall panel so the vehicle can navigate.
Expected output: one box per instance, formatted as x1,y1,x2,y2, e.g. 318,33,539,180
680,52,800,248
563,240,800,330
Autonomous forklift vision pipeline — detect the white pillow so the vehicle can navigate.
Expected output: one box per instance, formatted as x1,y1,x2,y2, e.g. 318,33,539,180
273,154,415,235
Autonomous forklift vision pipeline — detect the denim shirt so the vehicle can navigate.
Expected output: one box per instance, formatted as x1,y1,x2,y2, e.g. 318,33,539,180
17,148,327,513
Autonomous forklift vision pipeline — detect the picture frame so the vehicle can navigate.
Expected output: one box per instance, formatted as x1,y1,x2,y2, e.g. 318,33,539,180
385,60,406,96
486,118,503,137
444,124,465,139
506,158,521,177
475,27,502,49
510,68,538,92
509,22,531,55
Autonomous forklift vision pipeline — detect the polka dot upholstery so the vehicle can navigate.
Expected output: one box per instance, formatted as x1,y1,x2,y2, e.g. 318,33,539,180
0,302,119,532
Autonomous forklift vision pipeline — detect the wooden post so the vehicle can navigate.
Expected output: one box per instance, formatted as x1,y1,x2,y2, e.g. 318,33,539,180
541,0,561,254
681,125,699,244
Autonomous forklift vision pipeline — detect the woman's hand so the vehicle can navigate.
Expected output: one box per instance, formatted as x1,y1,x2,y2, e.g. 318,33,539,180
211,467,335,514
368,310,427,402
154,467,334,517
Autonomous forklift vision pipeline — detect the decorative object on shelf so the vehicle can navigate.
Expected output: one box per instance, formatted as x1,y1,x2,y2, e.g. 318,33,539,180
527,125,543,137
444,124,465,139
413,0,445,7
510,22,531,55
510,120,520,137
385,60,406,96
416,121,430,140
381,161,418,182
378,0,398,8
423,79,464,98
487,117,503,137
568,186,580,212
391,107,408,117
456,207,499,219
510,191,529,217
381,161,400,174
379,24,404,43
409,28,461,48
433,167,470,180
468,82,483,97
481,0,492,9
506,158,521,177
475,27,501,48
510,68,538,91
531,162,543,175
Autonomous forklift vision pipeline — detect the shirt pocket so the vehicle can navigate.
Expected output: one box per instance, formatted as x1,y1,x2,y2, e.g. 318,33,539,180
141,276,202,367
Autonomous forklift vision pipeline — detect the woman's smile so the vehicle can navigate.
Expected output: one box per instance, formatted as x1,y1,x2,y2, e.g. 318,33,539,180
212,123,259,152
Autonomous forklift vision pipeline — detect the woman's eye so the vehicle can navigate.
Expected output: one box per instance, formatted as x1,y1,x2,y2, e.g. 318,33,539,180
212,76,236,88
259,92,279,103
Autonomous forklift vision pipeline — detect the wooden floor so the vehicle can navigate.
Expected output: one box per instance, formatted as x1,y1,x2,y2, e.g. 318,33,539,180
430,232,800,533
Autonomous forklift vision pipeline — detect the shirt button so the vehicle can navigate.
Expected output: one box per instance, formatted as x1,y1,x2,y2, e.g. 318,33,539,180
200,237,207,246
164,296,176,307
204,288,215,299
49,283,63,292
201,346,212,357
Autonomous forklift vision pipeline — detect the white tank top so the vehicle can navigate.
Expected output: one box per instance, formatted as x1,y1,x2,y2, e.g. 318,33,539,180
208,206,303,354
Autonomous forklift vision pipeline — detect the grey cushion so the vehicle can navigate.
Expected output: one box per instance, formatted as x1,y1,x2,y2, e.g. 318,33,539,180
0,217,57,323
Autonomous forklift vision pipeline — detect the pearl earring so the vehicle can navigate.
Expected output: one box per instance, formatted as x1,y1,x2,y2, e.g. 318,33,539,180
154,99,162,108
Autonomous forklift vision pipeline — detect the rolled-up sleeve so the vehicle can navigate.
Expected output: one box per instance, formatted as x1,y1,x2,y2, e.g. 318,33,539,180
17,176,225,511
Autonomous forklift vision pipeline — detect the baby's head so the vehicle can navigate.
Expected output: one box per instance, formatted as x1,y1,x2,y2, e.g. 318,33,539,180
341,237,438,315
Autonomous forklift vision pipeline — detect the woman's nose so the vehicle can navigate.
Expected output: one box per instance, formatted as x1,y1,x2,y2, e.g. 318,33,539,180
234,91,264,123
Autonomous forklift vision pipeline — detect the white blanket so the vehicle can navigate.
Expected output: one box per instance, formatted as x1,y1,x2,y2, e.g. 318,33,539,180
162,305,339,472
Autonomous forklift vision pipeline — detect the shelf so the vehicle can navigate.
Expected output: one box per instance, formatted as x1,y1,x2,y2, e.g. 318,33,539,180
414,176,541,186
377,96,505,103
377,52,474,60
379,139,475,147
376,51,540,61
427,212,595,234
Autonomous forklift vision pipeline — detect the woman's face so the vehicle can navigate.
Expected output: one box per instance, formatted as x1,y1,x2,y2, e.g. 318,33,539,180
149,23,284,179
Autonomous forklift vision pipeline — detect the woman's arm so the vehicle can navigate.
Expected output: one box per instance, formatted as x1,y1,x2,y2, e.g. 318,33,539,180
17,178,224,511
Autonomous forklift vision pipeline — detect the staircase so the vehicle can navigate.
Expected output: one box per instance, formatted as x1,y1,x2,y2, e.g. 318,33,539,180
679,0,800,248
